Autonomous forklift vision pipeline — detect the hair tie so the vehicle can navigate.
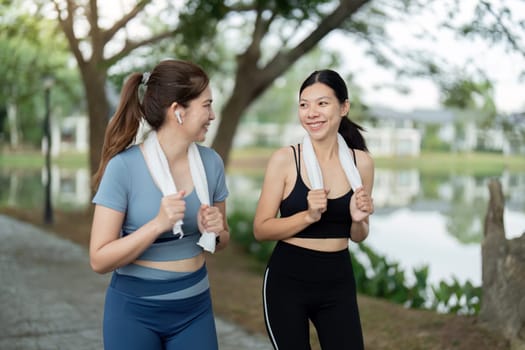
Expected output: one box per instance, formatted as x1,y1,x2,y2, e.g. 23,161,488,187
141,72,151,85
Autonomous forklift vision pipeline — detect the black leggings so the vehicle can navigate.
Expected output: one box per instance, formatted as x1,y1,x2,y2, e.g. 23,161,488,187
263,241,364,350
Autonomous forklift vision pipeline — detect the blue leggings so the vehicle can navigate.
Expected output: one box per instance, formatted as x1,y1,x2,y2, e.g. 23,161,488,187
103,265,218,350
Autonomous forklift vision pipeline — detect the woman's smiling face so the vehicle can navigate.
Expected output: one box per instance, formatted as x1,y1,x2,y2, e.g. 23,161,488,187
183,86,215,142
298,82,348,140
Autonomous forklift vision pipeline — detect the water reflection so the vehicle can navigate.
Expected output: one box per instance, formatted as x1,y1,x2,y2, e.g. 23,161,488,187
363,169,525,286
0,167,90,210
1,167,524,286
228,168,525,286
48,166,91,208
373,169,420,207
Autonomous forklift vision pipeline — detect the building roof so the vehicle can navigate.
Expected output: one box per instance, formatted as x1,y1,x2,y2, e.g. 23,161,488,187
369,106,456,124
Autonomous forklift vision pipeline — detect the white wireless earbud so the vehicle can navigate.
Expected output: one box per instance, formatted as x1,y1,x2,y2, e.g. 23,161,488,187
175,111,183,124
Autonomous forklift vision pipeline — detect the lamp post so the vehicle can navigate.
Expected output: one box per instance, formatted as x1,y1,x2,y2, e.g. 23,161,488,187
43,75,54,225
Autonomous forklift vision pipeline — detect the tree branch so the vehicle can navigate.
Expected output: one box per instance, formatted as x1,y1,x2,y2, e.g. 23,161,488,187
88,0,104,59
102,0,151,46
480,0,525,57
104,29,178,67
53,0,85,65
263,0,371,77
243,6,272,62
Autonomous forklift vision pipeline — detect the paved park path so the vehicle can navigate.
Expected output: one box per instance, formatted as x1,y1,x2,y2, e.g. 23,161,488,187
0,215,272,350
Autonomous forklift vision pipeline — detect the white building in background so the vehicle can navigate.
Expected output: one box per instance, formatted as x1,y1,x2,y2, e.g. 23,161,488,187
369,106,525,155
372,168,420,207
48,115,89,156
50,166,91,208
233,112,422,157
48,108,523,157
364,127,421,157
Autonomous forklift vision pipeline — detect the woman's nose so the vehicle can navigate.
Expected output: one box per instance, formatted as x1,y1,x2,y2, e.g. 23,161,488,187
307,106,319,118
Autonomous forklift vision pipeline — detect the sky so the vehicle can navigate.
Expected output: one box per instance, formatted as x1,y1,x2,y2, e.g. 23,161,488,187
323,0,525,113
100,0,524,114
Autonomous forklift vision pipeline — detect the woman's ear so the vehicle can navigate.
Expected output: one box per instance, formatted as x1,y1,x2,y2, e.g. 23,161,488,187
170,102,183,124
341,99,350,117
175,110,183,124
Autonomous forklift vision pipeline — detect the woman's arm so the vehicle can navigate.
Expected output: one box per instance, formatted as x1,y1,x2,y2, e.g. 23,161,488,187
89,191,186,274
253,147,321,241
89,206,162,274
199,201,230,252
350,150,375,242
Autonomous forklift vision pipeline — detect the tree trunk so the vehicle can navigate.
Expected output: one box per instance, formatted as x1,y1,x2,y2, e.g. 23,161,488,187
212,63,275,166
80,64,110,182
212,48,300,166
7,102,19,148
481,178,525,349
212,84,257,167
211,0,369,166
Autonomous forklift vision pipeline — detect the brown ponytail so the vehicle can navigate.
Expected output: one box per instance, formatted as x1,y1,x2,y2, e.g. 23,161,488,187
91,59,209,191
92,73,143,190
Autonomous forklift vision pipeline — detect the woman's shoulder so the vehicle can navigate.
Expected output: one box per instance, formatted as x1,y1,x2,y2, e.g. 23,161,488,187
115,144,141,159
264,146,297,173
196,145,228,176
197,144,223,163
197,143,217,155
269,145,296,163
354,149,374,170
107,145,140,168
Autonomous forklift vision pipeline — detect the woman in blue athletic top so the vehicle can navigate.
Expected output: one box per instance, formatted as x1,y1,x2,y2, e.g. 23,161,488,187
90,59,230,350
254,69,375,349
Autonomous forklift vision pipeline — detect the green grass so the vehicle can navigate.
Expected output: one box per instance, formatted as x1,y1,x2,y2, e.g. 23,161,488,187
374,151,525,174
230,147,276,159
2,148,524,175
0,151,88,169
231,147,525,174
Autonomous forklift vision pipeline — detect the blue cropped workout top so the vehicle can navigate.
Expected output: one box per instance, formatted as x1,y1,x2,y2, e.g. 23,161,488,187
279,144,354,239
92,145,229,263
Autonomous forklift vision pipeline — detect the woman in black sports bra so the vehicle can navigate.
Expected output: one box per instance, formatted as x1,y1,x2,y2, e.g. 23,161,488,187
253,69,375,349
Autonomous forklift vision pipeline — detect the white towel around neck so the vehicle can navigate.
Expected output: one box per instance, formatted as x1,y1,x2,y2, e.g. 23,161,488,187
143,131,217,253
302,133,362,191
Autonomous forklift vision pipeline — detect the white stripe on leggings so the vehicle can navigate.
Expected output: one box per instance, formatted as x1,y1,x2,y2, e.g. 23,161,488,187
263,267,279,349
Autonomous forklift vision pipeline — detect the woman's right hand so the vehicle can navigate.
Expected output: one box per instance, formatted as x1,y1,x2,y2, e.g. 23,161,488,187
156,190,186,233
350,187,373,223
306,189,329,223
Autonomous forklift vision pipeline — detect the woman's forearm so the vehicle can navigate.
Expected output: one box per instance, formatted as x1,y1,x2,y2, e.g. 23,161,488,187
350,220,369,243
90,219,163,274
254,211,314,242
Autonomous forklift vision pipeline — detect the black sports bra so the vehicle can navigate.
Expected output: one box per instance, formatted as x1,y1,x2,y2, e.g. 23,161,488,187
279,144,355,239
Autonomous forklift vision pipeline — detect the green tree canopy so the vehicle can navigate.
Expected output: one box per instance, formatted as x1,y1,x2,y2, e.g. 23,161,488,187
0,5,81,146
2,0,524,175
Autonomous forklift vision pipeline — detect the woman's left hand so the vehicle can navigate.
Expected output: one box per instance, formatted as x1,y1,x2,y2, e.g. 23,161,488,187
350,187,374,222
197,204,224,234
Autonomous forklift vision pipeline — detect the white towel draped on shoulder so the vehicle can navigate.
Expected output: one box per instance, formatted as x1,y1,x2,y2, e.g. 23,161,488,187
143,131,217,253
302,133,362,191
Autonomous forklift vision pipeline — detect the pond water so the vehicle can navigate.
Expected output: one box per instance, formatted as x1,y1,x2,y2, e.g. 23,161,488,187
1,166,524,287
227,168,525,286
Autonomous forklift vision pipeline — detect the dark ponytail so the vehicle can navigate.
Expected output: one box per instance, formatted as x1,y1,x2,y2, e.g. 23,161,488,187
300,69,368,151
339,117,368,152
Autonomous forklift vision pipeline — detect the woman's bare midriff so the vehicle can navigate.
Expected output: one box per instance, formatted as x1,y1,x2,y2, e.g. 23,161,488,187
283,237,349,252
134,252,205,272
